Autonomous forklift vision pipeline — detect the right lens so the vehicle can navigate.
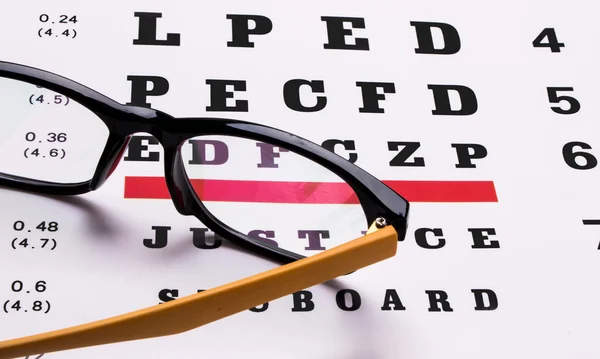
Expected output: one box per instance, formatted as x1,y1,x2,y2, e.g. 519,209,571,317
180,135,369,258
0,77,110,184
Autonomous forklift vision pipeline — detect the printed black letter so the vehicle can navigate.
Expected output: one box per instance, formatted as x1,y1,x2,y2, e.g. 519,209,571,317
388,142,425,167
428,84,477,116
227,14,273,48
321,16,369,50
143,226,171,249
452,143,487,168
426,290,454,312
124,136,160,162
292,290,315,312
469,228,499,249
415,228,446,249
336,289,362,311
322,139,358,163
133,12,180,46
472,289,498,311
206,79,249,112
127,75,169,108
283,79,327,112
356,82,396,113
411,21,461,55
381,289,406,311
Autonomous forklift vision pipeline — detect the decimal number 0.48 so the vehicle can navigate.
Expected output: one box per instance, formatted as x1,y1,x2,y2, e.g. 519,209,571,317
13,221,58,232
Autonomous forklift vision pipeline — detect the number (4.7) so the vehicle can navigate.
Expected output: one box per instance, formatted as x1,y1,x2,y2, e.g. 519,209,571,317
533,28,565,52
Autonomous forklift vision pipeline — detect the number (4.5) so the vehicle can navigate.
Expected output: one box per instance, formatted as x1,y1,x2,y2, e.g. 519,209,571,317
533,28,565,52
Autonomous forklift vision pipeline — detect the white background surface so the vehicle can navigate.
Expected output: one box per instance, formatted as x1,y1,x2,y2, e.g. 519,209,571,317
0,1,599,358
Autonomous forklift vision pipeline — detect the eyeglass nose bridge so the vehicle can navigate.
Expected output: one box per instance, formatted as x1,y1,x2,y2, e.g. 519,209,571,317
163,143,200,217
88,133,133,191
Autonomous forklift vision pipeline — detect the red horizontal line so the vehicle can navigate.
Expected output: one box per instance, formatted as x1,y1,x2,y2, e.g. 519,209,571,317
123,176,497,203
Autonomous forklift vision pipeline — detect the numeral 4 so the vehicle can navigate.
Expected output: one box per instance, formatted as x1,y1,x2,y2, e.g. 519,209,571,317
533,28,565,53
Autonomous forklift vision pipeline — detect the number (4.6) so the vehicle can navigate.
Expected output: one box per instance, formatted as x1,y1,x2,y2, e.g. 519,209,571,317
533,28,565,53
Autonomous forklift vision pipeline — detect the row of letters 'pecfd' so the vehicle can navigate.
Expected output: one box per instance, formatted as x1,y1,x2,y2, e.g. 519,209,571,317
126,76,582,116
132,12,568,54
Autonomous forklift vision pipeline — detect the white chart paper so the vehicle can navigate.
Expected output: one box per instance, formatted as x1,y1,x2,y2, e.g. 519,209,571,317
0,1,598,358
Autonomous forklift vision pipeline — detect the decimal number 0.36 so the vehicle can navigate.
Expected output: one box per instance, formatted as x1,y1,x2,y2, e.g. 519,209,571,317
25,132,67,143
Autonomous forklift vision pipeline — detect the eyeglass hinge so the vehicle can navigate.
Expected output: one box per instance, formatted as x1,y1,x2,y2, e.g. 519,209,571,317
366,217,388,234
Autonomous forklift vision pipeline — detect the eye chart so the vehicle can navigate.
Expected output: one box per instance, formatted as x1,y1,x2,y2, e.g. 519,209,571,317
0,0,598,358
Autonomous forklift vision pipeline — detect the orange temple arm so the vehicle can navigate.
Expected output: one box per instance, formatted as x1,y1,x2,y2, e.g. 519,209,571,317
0,225,398,359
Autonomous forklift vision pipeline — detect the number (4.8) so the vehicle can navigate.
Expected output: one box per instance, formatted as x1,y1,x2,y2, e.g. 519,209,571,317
533,28,565,52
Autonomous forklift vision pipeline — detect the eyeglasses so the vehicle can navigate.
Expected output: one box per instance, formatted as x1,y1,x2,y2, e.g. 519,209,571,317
0,60,410,359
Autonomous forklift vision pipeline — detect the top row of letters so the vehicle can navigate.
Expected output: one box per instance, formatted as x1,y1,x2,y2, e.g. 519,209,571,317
132,12,567,53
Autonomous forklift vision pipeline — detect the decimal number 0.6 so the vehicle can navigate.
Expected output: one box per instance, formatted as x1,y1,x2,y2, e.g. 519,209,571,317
11,280,47,293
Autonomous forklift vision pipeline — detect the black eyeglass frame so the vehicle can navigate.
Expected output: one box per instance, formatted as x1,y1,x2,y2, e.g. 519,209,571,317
0,60,410,264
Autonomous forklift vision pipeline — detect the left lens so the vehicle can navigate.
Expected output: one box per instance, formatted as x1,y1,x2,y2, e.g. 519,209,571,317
0,77,110,184
180,135,369,257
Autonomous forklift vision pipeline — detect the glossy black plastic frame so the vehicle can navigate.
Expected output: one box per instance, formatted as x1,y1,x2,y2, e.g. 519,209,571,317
0,60,410,264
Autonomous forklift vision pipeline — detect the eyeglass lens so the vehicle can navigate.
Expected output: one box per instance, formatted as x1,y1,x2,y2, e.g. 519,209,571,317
0,77,109,183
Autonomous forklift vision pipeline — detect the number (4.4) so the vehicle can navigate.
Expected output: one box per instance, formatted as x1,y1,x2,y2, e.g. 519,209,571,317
533,28,565,52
